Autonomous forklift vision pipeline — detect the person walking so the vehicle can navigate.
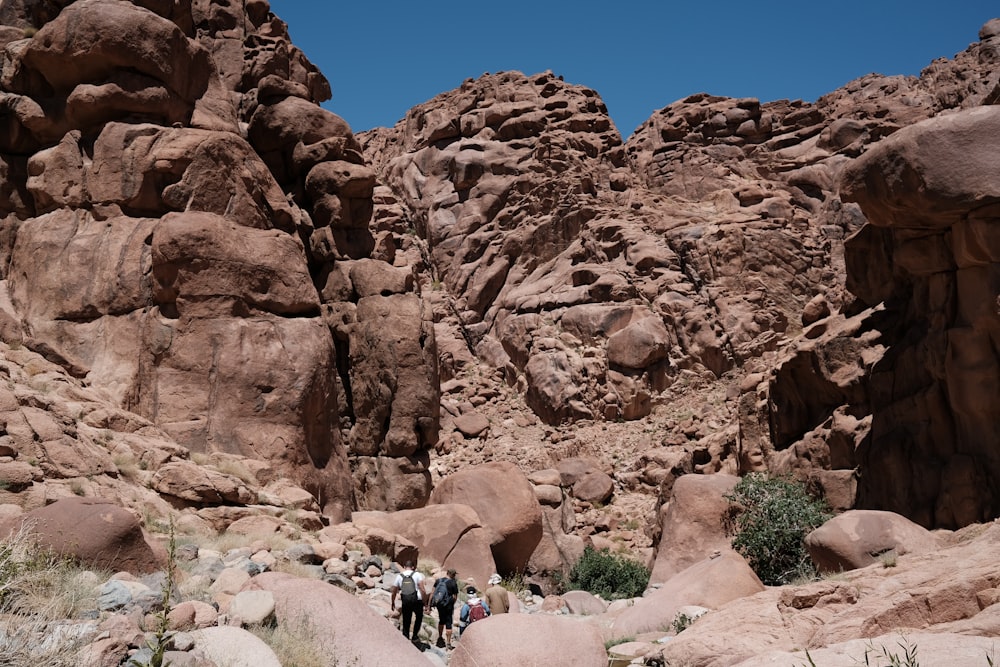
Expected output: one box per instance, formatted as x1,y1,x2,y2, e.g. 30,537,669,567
390,562,427,645
426,568,460,648
484,573,510,614
457,585,490,637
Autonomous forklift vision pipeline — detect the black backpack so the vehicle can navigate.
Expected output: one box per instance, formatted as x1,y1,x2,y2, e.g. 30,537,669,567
430,577,454,607
400,572,418,604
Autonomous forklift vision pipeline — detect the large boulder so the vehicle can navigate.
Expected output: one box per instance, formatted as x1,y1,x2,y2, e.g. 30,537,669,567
429,461,542,574
649,473,739,584
609,548,764,639
245,571,428,666
451,613,606,667
0,497,164,574
188,626,281,667
352,504,497,588
805,510,941,573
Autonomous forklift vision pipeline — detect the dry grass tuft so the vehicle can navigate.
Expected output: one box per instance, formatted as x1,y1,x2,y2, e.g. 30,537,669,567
0,523,103,665
248,622,326,667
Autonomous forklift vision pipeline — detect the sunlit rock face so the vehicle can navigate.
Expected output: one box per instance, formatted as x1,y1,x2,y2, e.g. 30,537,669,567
0,0,440,519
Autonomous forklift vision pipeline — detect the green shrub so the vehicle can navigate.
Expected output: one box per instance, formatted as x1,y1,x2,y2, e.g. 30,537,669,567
567,547,649,600
725,473,832,585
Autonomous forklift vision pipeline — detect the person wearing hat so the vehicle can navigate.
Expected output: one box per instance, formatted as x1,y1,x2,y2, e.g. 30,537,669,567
457,585,490,637
484,573,510,614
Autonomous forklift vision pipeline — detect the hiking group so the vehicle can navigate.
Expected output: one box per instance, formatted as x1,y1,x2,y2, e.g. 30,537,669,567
391,565,509,650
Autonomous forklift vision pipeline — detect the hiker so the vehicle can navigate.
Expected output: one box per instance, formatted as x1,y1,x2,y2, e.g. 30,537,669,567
390,562,427,645
484,573,510,614
457,585,490,637
426,568,460,648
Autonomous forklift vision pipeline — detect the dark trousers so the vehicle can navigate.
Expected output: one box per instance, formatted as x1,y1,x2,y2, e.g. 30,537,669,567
401,598,423,640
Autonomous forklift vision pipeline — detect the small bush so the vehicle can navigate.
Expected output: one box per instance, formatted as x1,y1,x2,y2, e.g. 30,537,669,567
672,611,696,634
567,547,649,600
725,473,832,586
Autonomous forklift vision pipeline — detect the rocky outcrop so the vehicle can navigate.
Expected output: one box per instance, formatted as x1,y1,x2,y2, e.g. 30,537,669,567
0,0,440,518
429,461,543,574
836,105,1000,527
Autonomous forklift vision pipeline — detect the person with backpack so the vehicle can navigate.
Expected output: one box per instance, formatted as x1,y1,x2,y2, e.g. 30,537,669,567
426,568,459,648
457,585,490,638
390,561,428,645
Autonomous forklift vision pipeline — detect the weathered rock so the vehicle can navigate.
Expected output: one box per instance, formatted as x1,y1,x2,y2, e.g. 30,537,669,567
562,589,608,616
610,548,764,639
430,461,542,574
352,504,497,588
805,510,941,572
451,613,607,667
246,571,429,666
649,473,739,584
188,626,281,667
0,497,164,573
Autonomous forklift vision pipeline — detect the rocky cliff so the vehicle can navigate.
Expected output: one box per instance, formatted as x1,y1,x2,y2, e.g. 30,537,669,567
0,0,997,541
0,0,439,522
359,18,1000,530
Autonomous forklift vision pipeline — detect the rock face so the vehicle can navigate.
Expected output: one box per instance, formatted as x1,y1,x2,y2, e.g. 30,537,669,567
358,20,1000,531
837,105,1000,527
0,0,440,519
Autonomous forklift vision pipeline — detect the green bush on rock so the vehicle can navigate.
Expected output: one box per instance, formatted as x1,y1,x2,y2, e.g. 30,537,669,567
568,546,649,600
725,473,832,585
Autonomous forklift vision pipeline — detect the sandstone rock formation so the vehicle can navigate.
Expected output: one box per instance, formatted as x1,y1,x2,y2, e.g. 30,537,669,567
359,19,1000,535
451,613,608,667
1,3,1000,663
0,0,440,521
429,461,542,574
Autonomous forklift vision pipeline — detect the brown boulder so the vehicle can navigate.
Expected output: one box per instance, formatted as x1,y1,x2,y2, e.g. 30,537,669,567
649,473,739,584
555,456,607,486
453,411,491,438
572,470,614,504
150,460,254,506
0,497,164,573
805,510,941,573
352,504,497,588
610,548,764,639
606,316,671,369
430,461,542,574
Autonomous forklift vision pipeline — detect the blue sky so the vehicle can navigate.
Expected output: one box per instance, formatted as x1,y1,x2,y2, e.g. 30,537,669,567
268,1,996,139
